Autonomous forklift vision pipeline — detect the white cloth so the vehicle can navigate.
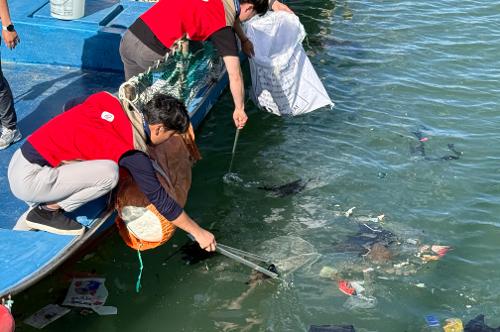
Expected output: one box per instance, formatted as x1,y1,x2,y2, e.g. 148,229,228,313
246,12,333,116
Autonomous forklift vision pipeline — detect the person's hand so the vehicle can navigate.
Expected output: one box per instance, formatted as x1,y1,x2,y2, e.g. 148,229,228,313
233,108,248,129
2,30,20,50
241,39,254,58
272,1,293,14
193,228,216,252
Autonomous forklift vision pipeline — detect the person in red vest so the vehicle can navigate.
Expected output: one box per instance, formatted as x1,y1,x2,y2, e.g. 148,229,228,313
7,92,217,252
119,0,292,130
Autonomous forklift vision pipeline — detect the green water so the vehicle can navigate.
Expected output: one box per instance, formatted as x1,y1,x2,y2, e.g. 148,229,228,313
14,0,500,331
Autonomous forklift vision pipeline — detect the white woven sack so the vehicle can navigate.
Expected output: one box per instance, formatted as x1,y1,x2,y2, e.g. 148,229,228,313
246,12,333,116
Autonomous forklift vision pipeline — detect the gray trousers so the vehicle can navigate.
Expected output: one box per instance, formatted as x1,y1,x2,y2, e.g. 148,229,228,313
8,149,119,212
119,30,165,80
0,58,16,130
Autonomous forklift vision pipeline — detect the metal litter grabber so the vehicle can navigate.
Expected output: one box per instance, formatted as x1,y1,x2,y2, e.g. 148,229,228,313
227,128,241,174
188,235,279,279
217,244,279,279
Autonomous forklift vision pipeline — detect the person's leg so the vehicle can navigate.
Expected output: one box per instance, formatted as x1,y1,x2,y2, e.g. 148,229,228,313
119,30,165,80
0,59,21,150
8,150,119,235
54,160,119,212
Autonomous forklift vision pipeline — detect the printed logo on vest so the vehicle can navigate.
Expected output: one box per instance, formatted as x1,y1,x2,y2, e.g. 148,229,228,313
101,111,114,122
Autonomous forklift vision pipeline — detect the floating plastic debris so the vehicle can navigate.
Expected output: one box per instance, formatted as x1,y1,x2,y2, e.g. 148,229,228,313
443,318,463,332
425,315,440,328
223,172,244,184
418,244,451,262
338,280,356,296
350,281,365,294
62,278,117,315
319,266,338,279
344,207,356,217
431,245,451,257
24,304,70,329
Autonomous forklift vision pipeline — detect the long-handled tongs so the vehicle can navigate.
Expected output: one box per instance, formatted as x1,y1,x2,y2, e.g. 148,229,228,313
227,128,241,174
217,243,279,279
188,235,279,279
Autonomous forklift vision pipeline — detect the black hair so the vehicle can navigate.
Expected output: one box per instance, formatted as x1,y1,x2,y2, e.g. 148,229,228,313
241,0,268,15
143,94,189,133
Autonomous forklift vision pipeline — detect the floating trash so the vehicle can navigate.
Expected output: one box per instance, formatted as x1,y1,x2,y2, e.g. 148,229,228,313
319,266,338,279
338,280,356,296
443,318,463,332
24,304,70,329
424,315,440,328
62,278,117,316
223,172,244,184
344,207,356,217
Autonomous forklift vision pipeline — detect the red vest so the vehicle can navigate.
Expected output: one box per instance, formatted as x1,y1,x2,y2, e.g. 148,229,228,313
28,92,135,167
140,0,236,49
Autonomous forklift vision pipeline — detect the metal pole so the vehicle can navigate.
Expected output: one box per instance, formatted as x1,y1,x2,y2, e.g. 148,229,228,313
227,128,241,173
216,246,279,279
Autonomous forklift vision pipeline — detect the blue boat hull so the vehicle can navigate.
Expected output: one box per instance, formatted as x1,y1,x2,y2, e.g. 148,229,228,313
0,0,231,298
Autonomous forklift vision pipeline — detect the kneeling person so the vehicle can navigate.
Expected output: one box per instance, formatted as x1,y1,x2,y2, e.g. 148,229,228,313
8,92,216,251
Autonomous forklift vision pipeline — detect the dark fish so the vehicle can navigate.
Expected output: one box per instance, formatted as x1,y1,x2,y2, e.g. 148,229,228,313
258,179,310,198
410,130,462,161
465,314,500,332
410,130,427,157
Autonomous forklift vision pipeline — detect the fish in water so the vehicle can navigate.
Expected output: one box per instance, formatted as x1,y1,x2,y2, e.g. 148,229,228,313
409,130,462,161
258,179,310,198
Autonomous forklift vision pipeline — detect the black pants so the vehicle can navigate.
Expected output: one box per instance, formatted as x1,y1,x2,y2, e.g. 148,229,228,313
0,58,16,130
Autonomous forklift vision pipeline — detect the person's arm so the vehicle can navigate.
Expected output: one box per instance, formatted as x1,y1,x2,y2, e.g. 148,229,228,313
233,17,254,57
222,55,247,129
271,1,293,13
0,0,19,49
210,28,248,129
119,151,216,251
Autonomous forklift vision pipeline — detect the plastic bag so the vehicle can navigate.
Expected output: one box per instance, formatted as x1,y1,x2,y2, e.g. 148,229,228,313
246,12,333,116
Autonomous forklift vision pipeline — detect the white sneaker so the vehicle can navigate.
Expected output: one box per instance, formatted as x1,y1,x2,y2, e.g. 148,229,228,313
0,127,22,150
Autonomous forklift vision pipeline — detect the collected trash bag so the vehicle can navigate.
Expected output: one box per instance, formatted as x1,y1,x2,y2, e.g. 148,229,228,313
115,124,201,251
309,325,355,332
246,12,334,116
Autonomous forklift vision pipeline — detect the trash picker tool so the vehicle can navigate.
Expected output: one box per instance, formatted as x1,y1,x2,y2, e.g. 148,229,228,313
187,235,279,279
227,128,241,174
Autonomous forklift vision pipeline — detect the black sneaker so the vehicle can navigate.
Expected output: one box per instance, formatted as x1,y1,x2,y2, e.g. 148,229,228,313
26,206,85,236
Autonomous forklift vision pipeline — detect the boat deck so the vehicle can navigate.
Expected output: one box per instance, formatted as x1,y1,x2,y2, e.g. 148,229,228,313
0,0,231,298
0,63,123,296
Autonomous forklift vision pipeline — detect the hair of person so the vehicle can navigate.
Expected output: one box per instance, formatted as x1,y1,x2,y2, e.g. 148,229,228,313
240,0,268,15
143,94,189,133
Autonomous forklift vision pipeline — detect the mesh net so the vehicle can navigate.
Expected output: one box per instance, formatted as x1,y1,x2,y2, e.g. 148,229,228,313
119,41,225,113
